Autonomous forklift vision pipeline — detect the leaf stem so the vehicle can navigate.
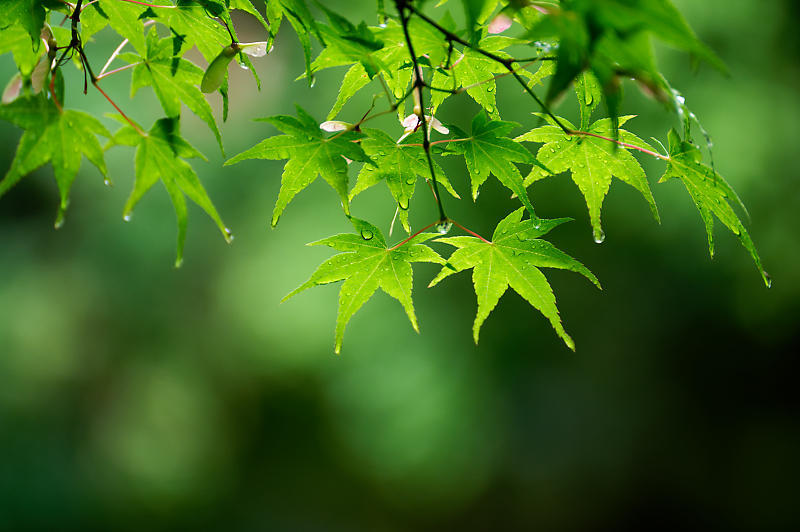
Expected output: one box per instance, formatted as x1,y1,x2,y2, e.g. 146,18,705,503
569,130,669,160
449,219,491,243
115,0,175,8
99,20,154,77
388,220,439,250
95,62,140,80
389,218,491,250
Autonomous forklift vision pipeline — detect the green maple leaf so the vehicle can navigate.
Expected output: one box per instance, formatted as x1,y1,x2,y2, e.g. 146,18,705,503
4,0,46,45
516,114,660,243
129,29,223,153
0,24,43,76
0,96,109,227
350,129,460,233
448,111,541,219
266,0,321,83
430,36,520,119
283,217,445,354
429,208,600,349
225,105,374,226
110,117,230,266
96,0,149,56
660,129,768,286
524,0,725,130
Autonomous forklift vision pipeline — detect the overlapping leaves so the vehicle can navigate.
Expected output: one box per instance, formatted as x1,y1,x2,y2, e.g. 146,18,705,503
0,0,770,354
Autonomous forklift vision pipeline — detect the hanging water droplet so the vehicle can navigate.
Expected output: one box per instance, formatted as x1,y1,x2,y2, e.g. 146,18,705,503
237,60,249,70
224,227,234,243
104,178,111,187
763,271,773,288
309,76,317,88
361,228,374,240
398,198,409,210
593,228,606,244
175,257,184,268
123,213,132,222
435,221,453,235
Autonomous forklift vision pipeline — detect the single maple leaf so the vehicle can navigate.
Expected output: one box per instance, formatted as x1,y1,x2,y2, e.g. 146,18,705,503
429,208,600,349
284,217,445,354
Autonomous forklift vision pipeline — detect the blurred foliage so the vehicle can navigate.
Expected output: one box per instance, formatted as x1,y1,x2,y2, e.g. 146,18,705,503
0,0,798,530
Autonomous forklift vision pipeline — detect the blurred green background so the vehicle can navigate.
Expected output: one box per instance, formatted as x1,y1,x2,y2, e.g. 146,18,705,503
1,1,798,530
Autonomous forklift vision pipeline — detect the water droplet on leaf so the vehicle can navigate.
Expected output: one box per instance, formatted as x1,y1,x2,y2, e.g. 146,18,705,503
593,228,606,244
405,176,416,185
361,229,374,240
435,221,453,235
764,271,773,288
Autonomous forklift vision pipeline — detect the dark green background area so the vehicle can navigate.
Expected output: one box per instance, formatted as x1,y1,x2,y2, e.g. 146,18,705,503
1,1,798,530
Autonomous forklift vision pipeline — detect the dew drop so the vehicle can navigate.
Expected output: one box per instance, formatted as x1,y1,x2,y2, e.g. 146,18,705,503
405,176,416,185
398,198,409,210
585,93,593,105
309,76,317,88
487,86,494,93
123,213,132,222
485,106,494,113
593,228,606,244
764,271,773,288
361,229,374,240
224,227,234,243
435,221,453,235
104,178,111,187
516,233,526,241
237,60,249,70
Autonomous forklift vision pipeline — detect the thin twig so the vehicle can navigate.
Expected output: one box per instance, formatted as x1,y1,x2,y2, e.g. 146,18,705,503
404,3,570,134
396,0,447,222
